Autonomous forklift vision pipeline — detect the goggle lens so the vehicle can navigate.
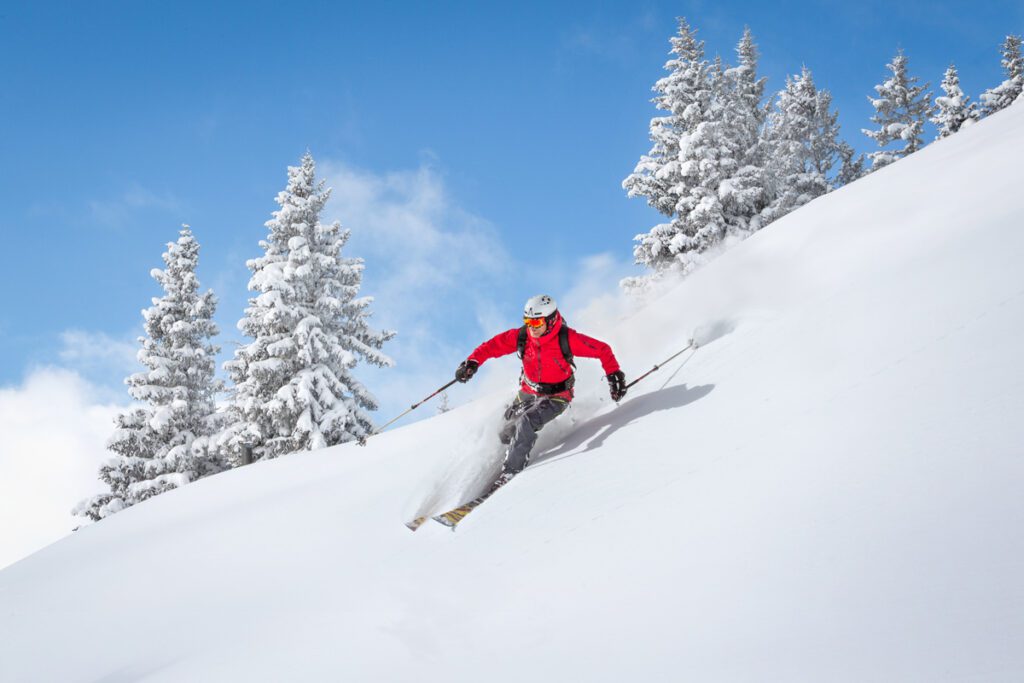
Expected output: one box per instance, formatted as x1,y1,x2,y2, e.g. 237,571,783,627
523,316,546,327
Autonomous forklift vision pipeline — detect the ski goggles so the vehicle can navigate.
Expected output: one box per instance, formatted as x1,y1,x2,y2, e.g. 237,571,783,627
523,316,547,328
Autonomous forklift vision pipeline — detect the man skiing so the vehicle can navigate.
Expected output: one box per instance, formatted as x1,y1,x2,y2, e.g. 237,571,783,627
454,294,627,479
404,294,627,531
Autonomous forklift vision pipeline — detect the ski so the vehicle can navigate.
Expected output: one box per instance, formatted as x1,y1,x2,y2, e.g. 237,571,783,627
405,472,515,532
405,516,429,532
431,472,514,530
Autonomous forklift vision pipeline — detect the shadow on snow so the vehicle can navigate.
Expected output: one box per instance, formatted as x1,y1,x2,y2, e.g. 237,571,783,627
530,382,715,469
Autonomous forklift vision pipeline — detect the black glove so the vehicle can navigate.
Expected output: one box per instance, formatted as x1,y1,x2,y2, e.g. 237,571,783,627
607,370,626,402
455,359,479,383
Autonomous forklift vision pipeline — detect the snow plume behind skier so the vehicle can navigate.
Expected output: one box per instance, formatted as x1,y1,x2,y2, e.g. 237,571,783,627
455,294,626,483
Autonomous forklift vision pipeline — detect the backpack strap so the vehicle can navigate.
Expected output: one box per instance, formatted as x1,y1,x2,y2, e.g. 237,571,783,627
559,325,576,369
517,325,528,359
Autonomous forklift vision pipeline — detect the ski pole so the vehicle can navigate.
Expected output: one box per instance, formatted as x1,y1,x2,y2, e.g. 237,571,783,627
358,378,460,445
624,339,698,391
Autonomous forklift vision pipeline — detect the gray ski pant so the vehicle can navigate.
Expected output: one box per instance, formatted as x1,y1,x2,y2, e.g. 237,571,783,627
499,391,569,475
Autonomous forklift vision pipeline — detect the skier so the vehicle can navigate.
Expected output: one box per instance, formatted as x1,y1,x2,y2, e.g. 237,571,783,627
454,294,626,480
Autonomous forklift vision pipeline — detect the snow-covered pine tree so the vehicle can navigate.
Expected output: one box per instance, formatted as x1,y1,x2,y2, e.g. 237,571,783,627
657,54,731,272
74,226,223,522
863,50,933,170
836,141,866,187
932,64,977,138
222,152,394,464
761,66,854,226
979,34,1023,116
717,27,769,235
622,17,713,277
809,88,853,182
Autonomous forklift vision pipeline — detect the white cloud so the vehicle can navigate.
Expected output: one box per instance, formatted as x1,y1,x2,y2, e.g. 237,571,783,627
88,185,181,227
59,329,138,374
322,160,511,299
557,10,658,66
319,160,516,419
0,368,123,570
552,252,637,324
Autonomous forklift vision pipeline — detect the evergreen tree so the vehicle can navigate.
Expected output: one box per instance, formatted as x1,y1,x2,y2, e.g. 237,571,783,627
644,54,730,276
980,34,1023,116
761,66,860,225
718,28,769,235
836,141,867,187
863,50,933,170
761,67,832,225
222,153,394,464
623,18,713,275
624,22,773,282
932,64,977,138
75,227,223,522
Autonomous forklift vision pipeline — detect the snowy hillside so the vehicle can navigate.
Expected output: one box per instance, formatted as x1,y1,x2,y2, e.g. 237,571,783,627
3,105,1024,682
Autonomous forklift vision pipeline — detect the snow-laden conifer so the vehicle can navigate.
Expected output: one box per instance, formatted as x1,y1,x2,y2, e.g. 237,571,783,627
717,28,769,235
836,141,866,187
980,35,1023,116
624,22,776,284
222,153,394,463
622,17,708,217
761,67,852,225
75,227,223,522
622,18,714,277
863,50,933,170
932,64,977,138
639,55,733,279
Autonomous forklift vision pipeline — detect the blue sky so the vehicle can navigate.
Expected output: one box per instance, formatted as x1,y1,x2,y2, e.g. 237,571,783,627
1,0,1021,422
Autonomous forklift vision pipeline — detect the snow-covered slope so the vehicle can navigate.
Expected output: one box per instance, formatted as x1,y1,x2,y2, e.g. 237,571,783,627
3,106,1024,682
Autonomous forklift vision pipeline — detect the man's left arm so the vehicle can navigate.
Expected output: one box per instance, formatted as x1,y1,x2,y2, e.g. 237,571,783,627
568,330,620,376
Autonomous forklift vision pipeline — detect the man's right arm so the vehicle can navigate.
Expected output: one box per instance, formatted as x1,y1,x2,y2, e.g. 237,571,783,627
456,328,519,383
468,328,520,366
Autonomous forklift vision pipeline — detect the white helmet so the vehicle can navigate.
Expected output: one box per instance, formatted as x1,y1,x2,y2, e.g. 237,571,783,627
524,294,557,319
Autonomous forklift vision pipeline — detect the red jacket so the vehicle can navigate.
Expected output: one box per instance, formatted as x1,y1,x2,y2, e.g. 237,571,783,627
468,314,620,400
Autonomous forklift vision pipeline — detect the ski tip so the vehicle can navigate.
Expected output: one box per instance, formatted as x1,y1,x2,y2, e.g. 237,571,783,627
432,513,460,530
405,516,428,532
